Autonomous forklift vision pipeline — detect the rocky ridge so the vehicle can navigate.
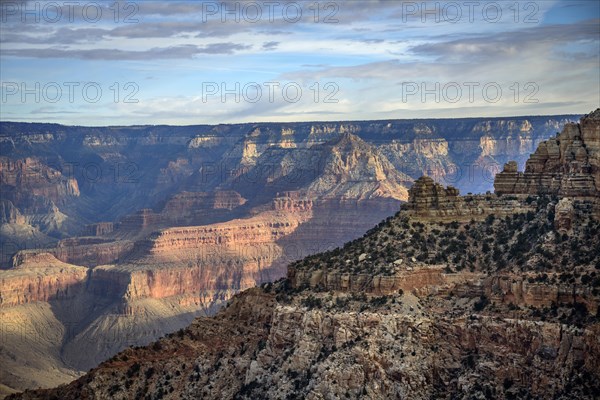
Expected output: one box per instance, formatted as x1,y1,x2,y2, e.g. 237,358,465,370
402,176,536,221
495,109,600,197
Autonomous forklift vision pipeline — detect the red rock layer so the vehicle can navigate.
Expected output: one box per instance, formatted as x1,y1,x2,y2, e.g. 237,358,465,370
0,253,88,307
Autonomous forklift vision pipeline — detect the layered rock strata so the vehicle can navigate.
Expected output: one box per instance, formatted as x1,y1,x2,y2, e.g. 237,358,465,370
495,109,600,197
1,113,593,398
0,253,88,307
6,110,600,400
403,176,536,220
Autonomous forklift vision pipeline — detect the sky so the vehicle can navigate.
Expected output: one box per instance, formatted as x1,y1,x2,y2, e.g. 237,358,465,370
0,0,599,125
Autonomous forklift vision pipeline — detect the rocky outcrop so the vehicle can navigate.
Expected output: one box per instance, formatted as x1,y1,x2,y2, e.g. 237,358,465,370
288,265,451,294
580,109,600,190
484,274,598,313
160,191,246,225
555,197,575,231
495,109,600,197
93,263,254,308
290,267,599,315
12,239,134,268
83,222,114,236
0,200,25,224
308,133,413,201
115,209,164,233
406,176,460,212
147,212,304,254
0,253,88,307
272,192,313,212
0,157,80,205
403,176,535,220
53,240,134,267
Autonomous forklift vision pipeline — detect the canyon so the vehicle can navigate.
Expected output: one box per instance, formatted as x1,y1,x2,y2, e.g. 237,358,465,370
0,114,582,396
6,109,599,399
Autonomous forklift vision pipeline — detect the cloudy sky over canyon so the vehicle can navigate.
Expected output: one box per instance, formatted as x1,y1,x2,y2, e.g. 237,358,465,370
1,0,598,125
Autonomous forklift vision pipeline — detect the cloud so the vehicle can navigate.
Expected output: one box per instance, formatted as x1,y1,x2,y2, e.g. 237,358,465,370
110,22,206,38
1,1,598,124
410,19,600,61
359,38,385,44
262,41,279,50
1,28,109,44
30,107,81,114
3,43,252,60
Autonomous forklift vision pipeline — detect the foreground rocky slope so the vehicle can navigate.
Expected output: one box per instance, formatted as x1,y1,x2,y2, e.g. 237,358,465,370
10,110,599,399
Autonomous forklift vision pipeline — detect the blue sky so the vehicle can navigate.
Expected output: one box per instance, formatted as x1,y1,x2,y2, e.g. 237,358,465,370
1,0,598,125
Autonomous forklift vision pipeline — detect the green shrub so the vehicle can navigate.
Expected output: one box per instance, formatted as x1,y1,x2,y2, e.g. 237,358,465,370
473,296,489,311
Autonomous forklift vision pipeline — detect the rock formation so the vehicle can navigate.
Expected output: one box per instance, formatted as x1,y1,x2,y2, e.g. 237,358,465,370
83,222,114,237
0,113,590,397
405,176,460,213
160,191,247,225
7,110,599,399
403,176,536,221
0,157,80,205
0,253,88,307
495,109,600,197
555,197,575,232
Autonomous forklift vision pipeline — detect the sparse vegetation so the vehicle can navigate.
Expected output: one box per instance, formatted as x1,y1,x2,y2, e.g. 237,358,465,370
289,198,600,284
473,295,489,311
126,362,141,378
301,294,323,310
